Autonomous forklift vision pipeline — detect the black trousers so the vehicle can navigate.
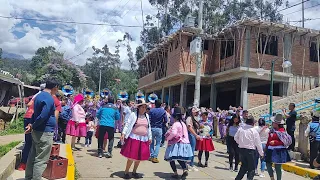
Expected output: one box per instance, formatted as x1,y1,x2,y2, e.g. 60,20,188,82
98,126,115,154
235,148,256,180
287,130,295,151
227,136,239,168
58,119,67,143
310,141,320,168
170,160,187,172
161,125,167,144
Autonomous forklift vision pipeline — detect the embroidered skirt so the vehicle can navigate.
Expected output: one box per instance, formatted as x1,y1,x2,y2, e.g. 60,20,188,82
164,143,193,162
265,148,291,164
196,138,215,151
120,133,150,161
66,121,87,137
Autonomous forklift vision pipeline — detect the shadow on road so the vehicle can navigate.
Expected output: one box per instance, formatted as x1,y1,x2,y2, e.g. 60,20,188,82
154,172,186,180
214,166,230,170
214,154,229,158
110,171,144,179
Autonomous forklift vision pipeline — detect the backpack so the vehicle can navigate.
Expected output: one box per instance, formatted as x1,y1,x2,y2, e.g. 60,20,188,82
59,106,72,121
275,131,292,148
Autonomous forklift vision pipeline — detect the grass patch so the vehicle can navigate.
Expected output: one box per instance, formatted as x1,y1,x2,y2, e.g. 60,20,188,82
0,113,25,136
75,164,81,180
0,141,21,158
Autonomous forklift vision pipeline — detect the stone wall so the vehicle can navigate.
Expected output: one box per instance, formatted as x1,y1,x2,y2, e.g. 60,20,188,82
248,93,282,109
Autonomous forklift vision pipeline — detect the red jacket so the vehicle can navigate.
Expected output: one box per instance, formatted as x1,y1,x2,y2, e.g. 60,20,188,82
266,128,285,147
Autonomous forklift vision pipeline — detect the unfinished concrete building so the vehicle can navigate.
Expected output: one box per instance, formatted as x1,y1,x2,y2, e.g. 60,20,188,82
138,19,320,110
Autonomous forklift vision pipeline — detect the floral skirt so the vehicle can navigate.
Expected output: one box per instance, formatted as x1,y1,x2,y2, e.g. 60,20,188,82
66,121,86,137
120,134,150,161
164,143,193,162
265,148,291,164
196,138,215,151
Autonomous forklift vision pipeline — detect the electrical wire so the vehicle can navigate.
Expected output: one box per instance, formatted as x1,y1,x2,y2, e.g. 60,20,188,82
278,0,311,12
282,3,320,16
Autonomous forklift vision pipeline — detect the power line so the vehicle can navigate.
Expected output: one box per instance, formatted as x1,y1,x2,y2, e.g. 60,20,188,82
278,0,310,12
282,3,320,16
0,15,143,28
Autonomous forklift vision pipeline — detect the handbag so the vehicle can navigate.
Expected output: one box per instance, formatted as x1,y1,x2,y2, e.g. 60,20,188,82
309,124,320,142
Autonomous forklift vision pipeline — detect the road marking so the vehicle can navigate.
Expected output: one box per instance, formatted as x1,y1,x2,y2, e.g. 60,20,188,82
66,144,75,180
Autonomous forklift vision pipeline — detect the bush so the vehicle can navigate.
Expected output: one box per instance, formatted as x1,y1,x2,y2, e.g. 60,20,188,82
0,113,25,136
0,141,21,157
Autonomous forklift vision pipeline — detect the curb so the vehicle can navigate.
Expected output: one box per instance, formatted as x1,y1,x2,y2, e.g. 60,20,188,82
282,162,320,178
66,144,75,180
0,142,22,180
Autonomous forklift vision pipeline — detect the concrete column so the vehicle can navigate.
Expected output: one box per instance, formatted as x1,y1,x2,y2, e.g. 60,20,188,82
240,77,248,110
210,81,217,110
161,87,165,103
281,81,293,97
243,28,251,67
168,86,172,106
179,82,187,107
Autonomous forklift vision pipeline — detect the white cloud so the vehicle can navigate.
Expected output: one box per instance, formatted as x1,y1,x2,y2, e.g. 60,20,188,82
0,0,156,69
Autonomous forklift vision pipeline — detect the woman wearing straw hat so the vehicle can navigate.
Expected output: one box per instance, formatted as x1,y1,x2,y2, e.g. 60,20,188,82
120,99,152,179
265,114,291,180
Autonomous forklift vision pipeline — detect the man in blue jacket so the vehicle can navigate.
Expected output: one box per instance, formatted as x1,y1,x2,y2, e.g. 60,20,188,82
97,96,121,158
25,79,59,180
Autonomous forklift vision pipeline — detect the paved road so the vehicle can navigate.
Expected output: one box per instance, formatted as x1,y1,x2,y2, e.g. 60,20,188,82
0,134,24,145
74,134,307,180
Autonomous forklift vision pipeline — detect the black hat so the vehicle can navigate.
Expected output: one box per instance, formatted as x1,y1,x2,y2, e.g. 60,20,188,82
173,107,182,116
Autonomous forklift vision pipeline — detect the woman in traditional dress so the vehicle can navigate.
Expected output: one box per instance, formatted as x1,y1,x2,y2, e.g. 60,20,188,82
120,99,152,179
164,107,193,179
265,114,291,180
196,111,215,167
66,94,87,150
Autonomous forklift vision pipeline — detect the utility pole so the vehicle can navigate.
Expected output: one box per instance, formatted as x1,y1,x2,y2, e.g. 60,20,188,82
302,0,305,28
193,0,203,108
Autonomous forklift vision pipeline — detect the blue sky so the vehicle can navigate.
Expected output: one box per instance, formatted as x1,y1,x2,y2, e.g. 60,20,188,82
0,0,319,69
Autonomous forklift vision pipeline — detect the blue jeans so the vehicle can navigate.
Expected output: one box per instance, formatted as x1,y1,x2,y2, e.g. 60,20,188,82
255,143,266,172
21,118,32,164
188,133,196,166
150,128,162,158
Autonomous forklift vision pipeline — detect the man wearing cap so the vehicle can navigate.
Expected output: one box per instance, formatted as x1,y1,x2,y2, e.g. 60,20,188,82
234,116,263,180
149,99,168,163
305,111,320,169
282,103,297,151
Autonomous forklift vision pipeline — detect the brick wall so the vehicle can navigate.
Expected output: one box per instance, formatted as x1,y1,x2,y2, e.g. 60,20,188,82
248,93,282,109
138,71,155,88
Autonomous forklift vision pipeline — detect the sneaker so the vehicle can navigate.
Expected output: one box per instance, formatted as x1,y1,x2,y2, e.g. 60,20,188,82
191,166,199,172
98,153,103,158
17,163,26,171
105,152,112,158
234,168,238,172
152,158,160,163
149,157,154,161
259,174,265,178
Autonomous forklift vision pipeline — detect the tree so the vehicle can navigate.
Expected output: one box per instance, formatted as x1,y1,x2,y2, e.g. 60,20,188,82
135,46,144,61
123,33,137,71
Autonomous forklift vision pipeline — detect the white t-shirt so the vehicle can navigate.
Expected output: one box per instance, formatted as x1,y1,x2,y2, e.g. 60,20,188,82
123,106,132,124
87,121,95,132
254,126,270,144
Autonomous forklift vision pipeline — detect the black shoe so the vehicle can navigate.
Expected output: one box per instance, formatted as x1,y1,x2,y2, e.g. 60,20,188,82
132,172,140,179
204,161,208,167
234,168,238,172
181,170,188,178
98,153,102,158
105,152,112,158
198,162,204,167
124,173,130,179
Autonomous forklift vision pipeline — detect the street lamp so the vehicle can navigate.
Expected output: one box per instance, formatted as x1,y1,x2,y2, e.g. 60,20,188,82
256,58,292,117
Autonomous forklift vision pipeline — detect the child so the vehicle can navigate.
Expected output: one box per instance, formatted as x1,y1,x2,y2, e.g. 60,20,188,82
58,98,72,144
196,112,215,167
85,117,95,147
218,118,226,139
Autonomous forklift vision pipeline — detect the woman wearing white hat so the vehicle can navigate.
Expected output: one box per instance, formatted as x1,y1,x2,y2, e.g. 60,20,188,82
265,114,291,180
120,99,152,179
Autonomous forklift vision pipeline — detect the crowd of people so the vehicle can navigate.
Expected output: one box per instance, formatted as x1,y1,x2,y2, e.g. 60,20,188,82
16,78,320,180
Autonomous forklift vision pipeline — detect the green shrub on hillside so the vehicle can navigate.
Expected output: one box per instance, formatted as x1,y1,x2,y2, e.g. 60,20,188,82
0,113,25,136
0,141,21,157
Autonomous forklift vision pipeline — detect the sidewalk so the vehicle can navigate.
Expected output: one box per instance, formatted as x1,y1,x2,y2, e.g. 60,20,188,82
0,134,24,145
74,134,307,180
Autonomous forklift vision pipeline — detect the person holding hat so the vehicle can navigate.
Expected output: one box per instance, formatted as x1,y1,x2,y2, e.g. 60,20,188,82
185,106,201,172
265,114,291,180
234,115,263,180
305,111,320,169
120,99,152,179
164,107,193,179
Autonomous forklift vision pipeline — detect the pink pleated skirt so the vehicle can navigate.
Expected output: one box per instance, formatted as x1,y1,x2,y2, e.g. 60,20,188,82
66,121,87,137
120,137,150,161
